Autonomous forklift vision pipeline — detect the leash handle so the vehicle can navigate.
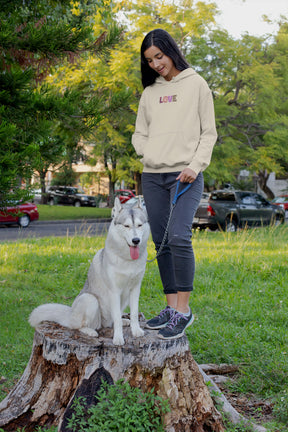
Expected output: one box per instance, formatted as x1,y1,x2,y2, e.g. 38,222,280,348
172,180,192,205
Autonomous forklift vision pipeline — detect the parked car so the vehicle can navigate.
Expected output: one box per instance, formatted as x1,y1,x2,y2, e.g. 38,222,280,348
0,202,39,228
46,186,96,207
111,189,136,205
201,192,210,200
193,190,285,232
270,195,288,218
31,188,43,204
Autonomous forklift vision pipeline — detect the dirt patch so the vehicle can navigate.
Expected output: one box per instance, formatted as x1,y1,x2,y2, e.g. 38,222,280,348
200,364,275,427
218,385,274,425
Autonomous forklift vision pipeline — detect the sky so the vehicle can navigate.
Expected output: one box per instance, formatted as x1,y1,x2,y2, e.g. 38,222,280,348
213,0,288,38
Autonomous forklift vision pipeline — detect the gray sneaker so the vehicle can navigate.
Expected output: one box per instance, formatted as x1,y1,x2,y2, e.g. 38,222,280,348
157,309,194,340
145,306,174,329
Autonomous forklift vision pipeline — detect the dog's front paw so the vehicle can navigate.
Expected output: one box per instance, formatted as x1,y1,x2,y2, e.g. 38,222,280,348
113,334,125,346
132,327,145,338
80,327,98,337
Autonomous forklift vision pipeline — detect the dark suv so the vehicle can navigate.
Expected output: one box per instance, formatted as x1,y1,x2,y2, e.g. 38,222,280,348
193,190,285,231
47,186,96,207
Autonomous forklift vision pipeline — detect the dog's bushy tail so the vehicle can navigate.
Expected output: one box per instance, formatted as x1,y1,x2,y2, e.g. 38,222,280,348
29,304,72,328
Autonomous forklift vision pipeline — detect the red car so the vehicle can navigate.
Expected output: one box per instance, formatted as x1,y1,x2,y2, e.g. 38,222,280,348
114,189,136,204
271,195,288,218
0,202,39,228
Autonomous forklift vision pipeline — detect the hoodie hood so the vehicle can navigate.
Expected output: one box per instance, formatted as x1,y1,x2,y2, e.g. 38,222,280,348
154,67,198,85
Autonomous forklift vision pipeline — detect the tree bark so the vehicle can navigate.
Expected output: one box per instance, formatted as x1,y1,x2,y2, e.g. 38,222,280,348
39,170,48,204
258,170,274,199
134,171,142,195
0,319,224,432
200,363,240,375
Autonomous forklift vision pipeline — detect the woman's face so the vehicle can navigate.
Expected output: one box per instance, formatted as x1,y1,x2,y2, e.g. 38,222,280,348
144,45,180,81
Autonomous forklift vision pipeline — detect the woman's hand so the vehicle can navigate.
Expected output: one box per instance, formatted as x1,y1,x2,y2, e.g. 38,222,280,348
176,168,197,183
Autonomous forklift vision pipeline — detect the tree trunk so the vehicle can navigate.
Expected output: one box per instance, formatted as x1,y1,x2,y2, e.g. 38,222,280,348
40,170,48,204
0,318,224,432
134,171,142,195
258,170,275,199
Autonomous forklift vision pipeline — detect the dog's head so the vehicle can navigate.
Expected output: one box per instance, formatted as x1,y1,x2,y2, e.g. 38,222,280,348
111,197,149,260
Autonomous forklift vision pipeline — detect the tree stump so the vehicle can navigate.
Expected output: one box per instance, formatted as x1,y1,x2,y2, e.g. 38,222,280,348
0,317,224,432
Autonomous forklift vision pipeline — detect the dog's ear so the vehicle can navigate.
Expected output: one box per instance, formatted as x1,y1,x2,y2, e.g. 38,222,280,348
133,197,148,217
112,196,122,219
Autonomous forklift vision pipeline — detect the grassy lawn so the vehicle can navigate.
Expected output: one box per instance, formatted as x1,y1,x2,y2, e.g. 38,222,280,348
37,204,112,221
0,225,287,431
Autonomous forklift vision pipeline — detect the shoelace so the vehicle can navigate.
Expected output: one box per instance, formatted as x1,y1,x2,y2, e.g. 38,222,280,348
166,311,188,330
159,306,171,316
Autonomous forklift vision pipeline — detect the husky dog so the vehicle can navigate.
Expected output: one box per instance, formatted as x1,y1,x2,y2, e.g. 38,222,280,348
29,197,150,346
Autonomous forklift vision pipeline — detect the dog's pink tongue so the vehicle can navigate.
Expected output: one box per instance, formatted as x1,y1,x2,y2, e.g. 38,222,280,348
130,245,139,260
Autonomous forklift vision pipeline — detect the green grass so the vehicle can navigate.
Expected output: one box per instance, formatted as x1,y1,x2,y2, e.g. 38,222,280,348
0,225,287,431
37,204,112,221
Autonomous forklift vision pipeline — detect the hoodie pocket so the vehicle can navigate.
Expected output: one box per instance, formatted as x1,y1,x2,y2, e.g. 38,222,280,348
143,131,192,169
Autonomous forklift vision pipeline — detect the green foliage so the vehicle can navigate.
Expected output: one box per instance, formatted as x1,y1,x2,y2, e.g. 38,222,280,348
187,24,288,192
0,0,123,207
273,390,288,423
50,166,78,186
220,415,254,432
81,1,288,196
66,379,169,431
2,0,288,203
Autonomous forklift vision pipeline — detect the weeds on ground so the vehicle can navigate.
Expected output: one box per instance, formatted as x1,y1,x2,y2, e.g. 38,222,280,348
220,415,255,432
272,389,288,423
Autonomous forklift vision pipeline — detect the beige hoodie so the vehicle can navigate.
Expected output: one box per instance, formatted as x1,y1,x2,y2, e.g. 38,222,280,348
132,68,217,175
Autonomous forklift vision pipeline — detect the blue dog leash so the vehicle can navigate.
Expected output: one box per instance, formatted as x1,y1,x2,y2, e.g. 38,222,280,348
172,180,192,205
147,180,192,263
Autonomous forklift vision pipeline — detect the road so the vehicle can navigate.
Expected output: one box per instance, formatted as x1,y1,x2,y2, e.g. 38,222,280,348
0,219,111,242
1,218,287,242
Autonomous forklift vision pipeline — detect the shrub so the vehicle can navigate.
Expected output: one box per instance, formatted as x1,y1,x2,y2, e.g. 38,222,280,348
66,379,170,432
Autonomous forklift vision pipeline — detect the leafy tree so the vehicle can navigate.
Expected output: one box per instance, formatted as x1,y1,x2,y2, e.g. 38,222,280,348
35,0,288,200
50,0,219,201
186,22,288,196
50,165,78,187
114,2,288,197
44,0,136,204
0,0,122,207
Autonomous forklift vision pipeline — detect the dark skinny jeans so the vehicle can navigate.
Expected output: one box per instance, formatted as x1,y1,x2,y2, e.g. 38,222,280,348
142,172,204,294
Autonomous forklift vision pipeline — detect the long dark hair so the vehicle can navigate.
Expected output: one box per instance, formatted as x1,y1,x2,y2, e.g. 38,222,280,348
140,29,190,88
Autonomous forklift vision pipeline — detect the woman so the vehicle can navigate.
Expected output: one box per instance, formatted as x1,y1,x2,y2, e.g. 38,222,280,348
132,29,217,340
